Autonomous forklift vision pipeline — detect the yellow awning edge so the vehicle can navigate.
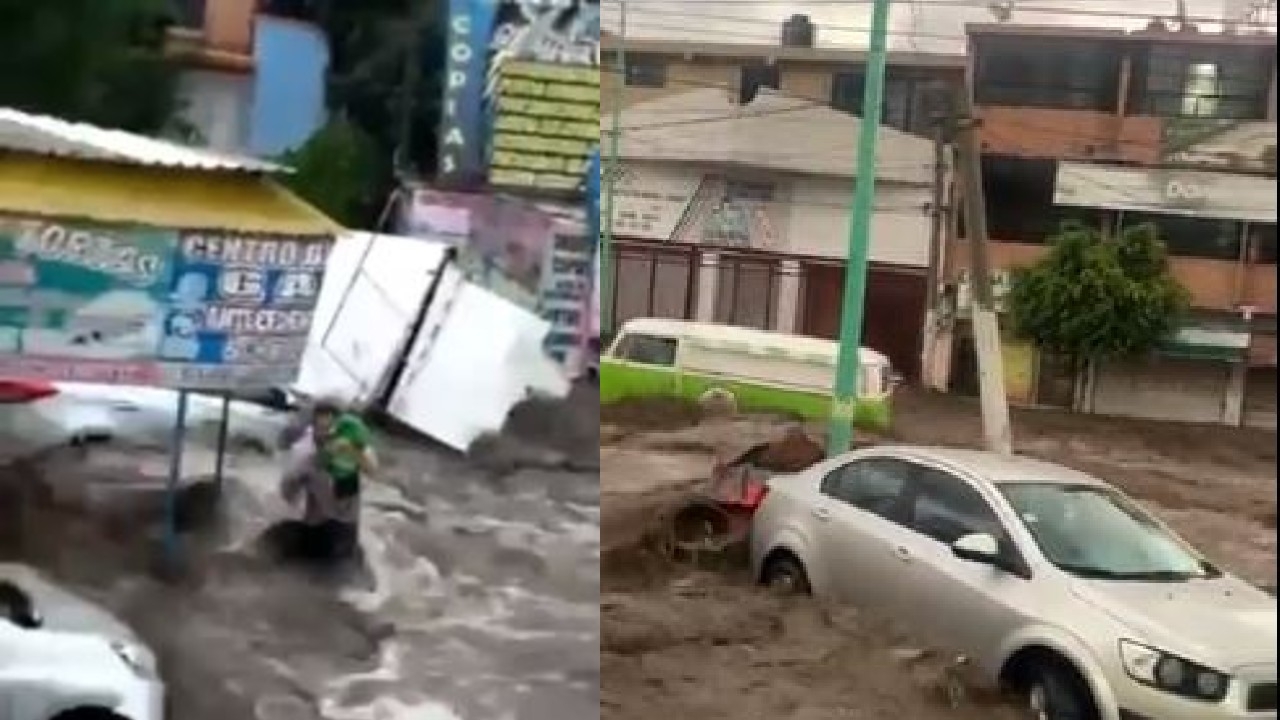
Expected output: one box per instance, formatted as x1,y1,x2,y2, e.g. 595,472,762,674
0,153,342,237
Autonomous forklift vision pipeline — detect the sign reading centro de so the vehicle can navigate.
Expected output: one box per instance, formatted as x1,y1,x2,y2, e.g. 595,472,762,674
0,216,330,389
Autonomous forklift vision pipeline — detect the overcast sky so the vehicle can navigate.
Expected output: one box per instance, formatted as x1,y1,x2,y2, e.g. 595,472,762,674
602,0,1276,54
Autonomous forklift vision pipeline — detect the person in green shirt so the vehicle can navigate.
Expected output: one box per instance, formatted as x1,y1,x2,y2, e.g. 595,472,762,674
279,397,377,562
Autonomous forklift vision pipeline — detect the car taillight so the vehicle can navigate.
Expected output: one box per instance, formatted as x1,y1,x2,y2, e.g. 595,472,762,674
0,379,58,404
743,481,769,512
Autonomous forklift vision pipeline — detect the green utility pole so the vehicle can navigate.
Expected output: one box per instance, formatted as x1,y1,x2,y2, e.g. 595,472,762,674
599,0,626,339
827,0,893,457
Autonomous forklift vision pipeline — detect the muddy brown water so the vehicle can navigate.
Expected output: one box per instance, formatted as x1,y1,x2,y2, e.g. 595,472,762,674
0,388,601,720
601,389,1277,720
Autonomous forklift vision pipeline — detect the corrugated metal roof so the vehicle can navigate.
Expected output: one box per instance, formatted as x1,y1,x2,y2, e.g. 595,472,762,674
0,107,288,174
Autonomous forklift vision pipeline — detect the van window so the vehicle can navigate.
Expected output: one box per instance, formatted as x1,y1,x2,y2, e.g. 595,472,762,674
614,333,678,366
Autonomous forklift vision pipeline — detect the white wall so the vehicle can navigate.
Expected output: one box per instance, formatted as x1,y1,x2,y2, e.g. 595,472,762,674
179,69,252,154
610,160,934,268
784,175,931,266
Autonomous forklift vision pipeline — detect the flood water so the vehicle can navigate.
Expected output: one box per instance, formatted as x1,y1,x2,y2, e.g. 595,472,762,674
0,394,600,720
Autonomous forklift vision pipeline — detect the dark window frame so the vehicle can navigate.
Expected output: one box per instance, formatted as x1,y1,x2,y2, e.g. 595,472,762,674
1129,42,1273,120
819,457,912,522
1248,223,1277,263
830,70,944,136
612,332,678,366
972,36,1123,112
901,463,1032,578
1119,211,1244,261
625,58,668,88
740,62,780,104
979,156,1106,242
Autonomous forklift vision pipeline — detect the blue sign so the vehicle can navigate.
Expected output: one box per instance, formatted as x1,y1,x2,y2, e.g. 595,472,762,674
438,0,499,187
437,0,599,192
157,233,330,387
586,147,600,247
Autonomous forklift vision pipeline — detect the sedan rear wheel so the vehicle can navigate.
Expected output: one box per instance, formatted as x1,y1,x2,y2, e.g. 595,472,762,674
762,554,811,596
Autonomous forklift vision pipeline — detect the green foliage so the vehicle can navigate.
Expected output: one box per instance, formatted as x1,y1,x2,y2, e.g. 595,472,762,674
0,0,181,134
1005,220,1190,361
279,117,381,228
315,0,444,222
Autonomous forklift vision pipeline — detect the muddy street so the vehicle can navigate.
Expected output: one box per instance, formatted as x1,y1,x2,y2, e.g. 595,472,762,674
600,389,1278,719
0,389,600,720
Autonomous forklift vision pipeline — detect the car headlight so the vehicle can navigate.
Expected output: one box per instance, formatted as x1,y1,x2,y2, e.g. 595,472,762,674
110,640,155,680
1119,640,1229,702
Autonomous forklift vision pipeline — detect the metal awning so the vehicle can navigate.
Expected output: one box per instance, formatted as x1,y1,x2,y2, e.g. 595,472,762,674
0,154,339,236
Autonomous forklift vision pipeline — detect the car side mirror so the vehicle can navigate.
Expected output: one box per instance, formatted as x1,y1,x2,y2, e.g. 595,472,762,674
951,532,1001,565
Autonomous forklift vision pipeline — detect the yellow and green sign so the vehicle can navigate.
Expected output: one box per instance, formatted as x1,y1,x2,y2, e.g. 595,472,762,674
490,61,599,194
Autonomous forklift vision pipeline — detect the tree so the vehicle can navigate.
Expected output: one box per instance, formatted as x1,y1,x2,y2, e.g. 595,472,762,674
0,0,181,134
1005,220,1190,366
279,117,381,228
312,0,445,226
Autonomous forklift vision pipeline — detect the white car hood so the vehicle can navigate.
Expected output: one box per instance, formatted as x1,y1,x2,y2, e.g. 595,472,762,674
1072,574,1278,669
0,564,137,643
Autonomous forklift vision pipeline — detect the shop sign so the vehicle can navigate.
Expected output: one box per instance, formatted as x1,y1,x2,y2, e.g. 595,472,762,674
0,216,330,389
491,61,599,193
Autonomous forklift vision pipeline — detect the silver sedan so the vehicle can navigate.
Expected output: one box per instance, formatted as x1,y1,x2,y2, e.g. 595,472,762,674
750,445,1277,720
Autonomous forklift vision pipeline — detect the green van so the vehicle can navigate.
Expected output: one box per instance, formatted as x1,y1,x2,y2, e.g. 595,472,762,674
600,318,896,431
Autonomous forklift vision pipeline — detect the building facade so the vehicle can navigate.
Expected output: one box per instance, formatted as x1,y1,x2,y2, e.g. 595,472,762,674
601,28,962,380
943,23,1277,427
166,0,329,156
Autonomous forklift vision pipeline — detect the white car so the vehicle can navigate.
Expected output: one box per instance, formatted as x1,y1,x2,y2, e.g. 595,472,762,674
751,445,1277,720
0,564,163,720
0,380,289,462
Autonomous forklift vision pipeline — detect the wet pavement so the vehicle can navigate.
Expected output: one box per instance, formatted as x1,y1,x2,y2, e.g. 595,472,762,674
0,392,600,720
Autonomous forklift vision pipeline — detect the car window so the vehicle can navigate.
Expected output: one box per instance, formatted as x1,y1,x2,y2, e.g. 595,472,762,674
820,458,909,520
614,333,677,366
908,466,1006,545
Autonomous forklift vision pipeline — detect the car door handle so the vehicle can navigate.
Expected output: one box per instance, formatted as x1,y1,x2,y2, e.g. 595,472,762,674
812,507,832,522
893,546,912,562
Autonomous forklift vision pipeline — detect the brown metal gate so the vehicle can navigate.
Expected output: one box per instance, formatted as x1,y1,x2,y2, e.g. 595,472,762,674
801,263,927,382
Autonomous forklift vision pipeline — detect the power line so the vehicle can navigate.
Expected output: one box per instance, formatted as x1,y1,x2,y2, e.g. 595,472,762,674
600,64,1269,159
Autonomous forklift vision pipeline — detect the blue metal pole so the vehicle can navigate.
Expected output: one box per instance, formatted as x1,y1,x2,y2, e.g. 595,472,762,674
214,393,230,489
163,390,190,567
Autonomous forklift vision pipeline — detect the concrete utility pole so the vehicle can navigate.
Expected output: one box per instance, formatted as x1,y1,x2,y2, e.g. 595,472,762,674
826,0,892,457
920,102,949,383
599,0,627,339
950,85,1014,455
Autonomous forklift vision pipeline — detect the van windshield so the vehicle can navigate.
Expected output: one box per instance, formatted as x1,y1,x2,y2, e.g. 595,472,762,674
613,333,677,366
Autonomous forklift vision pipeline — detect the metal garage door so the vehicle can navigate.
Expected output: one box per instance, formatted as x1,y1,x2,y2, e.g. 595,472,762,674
1092,357,1230,425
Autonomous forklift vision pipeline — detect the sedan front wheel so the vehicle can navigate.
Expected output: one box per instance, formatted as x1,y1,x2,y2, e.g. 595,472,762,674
761,554,811,596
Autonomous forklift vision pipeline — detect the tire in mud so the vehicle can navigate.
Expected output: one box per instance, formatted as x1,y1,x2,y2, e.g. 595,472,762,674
1026,660,1100,720
761,553,811,596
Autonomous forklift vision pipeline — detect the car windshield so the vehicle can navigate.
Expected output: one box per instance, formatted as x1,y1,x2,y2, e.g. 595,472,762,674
999,483,1218,581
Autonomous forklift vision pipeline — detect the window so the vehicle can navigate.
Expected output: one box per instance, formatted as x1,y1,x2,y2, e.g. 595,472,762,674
612,333,677,366
740,63,780,104
831,71,945,136
979,157,1104,242
1130,44,1273,120
972,37,1122,111
820,458,910,519
724,180,775,203
625,59,667,88
1249,224,1277,264
1120,212,1243,260
175,0,206,28
908,467,1005,545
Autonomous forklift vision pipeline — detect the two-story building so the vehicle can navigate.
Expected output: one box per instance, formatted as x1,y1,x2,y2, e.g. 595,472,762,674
943,23,1277,427
602,22,964,380
166,0,329,156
